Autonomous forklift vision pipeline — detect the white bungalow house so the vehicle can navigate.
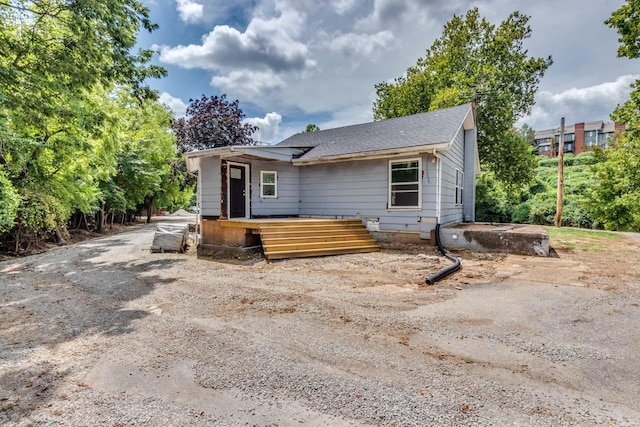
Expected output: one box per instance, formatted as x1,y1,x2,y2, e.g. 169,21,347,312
185,103,479,259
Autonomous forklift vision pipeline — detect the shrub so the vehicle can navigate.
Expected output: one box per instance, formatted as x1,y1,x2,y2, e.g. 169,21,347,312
12,191,70,252
0,168,19,233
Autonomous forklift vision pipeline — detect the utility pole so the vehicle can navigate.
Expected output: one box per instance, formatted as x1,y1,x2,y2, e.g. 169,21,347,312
555,117,565,227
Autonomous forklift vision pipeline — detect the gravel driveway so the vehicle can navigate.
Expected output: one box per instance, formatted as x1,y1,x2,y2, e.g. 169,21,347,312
1,218,639,426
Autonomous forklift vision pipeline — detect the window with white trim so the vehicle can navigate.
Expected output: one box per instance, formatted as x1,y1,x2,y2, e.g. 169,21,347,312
389,159,421,208
260,171,277,198
455,169,464,206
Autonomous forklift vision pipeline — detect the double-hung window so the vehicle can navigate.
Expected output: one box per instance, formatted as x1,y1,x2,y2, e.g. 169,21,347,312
389,159,421,208
260,171,277,198
455,169,464,206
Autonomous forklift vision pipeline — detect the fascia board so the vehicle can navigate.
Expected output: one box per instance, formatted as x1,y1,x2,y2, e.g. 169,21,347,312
292,143,450,166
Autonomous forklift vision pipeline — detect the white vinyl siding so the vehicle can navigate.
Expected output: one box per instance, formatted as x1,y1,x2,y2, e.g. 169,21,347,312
388,158,422,209
260,171,277,198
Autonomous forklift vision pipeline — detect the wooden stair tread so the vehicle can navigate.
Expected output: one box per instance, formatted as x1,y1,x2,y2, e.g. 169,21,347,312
260,226,368,231
265,240,378,251
260,229,369,238
258,219,361,225
258,219,380,260
264,245,381,260
262,235,375,244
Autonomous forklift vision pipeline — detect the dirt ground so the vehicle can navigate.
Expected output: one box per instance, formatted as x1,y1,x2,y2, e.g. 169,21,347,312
1,217,639,426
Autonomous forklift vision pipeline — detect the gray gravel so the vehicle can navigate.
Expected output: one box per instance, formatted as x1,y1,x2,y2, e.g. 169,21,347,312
1,219,639,426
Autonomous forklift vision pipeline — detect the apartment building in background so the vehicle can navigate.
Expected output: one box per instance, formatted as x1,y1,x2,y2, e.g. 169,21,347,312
534,121,626,157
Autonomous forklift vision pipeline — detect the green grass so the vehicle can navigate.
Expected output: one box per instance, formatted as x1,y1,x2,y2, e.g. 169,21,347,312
543,227,619,252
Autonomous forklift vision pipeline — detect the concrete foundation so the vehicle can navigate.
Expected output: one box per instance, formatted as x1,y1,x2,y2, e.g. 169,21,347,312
370,230,427,244
440,223,549,256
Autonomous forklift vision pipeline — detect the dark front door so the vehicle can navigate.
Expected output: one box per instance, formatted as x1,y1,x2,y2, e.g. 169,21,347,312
229,164,247,218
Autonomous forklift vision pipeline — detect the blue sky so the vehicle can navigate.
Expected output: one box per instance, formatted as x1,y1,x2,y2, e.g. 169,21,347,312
138,0,638,144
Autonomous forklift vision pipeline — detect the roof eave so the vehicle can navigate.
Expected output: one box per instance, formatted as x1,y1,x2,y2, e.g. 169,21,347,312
184,146,234,171
292,143,451,166
447,105,480,175
185,146,302,171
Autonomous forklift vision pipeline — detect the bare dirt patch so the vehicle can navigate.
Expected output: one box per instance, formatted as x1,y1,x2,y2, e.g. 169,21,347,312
1,222,639,426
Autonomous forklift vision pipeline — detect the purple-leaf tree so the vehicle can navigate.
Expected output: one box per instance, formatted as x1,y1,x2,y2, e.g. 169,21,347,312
172,94,258,152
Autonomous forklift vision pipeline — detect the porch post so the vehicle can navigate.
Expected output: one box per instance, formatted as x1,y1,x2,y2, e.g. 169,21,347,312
220,160,228,220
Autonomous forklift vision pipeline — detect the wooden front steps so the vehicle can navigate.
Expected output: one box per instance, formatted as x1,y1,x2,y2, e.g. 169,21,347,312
259,219,380,260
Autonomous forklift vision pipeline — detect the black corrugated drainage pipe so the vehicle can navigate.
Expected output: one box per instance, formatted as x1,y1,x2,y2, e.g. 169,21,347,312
426,223,461,285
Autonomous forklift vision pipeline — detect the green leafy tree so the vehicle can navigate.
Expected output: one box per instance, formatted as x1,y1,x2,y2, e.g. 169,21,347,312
583,87,640,231
519,123,536,145
606,0,640,59
582,0,640,231
0,0,166,197
496,128,538,190
0,0,176,250
0,167,19,232
476,153,602,228
585,141,640,231
606,0,640,140
111,93,180,224
373,8,551,187
303,124,320,133
0,0,166,115
0,94,103,249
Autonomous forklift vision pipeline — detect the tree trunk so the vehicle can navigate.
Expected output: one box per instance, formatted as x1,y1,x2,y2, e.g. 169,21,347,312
54,227,67,245
146,197,154,224
97,203,106,233
71,211,82,230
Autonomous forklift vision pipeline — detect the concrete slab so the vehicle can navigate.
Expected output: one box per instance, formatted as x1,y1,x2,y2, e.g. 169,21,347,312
440,223,549,256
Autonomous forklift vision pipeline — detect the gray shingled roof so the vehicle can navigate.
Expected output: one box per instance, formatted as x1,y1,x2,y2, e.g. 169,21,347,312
277,103,473,160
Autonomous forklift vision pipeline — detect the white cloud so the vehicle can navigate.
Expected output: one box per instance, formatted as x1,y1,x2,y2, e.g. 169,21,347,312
211,70,286,99
244,112,283,144
149,0,640,138
355,0,431,32
156,9,315,74
158,92,188,117
522,75,639,130
330,0,361,15
325,30,394,59
318,101,373,130
176,0,204,24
